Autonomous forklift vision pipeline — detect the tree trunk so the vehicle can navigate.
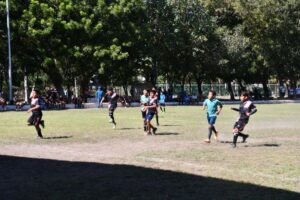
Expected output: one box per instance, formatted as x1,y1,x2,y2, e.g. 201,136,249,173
195,77,203,100
24,72,29,103
262,81,269,99
226,80,235,100
123,85,128,97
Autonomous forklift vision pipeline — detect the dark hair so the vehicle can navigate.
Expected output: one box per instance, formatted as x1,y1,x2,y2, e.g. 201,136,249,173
107,87,113,92
33,89,40,95
209,90,216,96
241,91,250,97
150,90,156,94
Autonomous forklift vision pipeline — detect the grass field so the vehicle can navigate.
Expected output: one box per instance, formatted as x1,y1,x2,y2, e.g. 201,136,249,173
0,104,300,200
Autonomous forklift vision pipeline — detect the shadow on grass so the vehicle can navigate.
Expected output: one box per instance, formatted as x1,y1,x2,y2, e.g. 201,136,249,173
244,143,280,148
43,136,73,140
160,124,182,127
118,128,140,131
1,156,299,200
155,132,180,136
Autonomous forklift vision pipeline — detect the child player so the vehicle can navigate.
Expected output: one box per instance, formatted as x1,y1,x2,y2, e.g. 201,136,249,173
145,90,158,135
100,87,119,129
231,91,257,148
203,90,223,143
140,89,150,133
27,90,45,138
159,91,166,112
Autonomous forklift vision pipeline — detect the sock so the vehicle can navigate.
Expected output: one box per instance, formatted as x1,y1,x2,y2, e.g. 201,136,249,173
208,128,212,140
233,134,238,144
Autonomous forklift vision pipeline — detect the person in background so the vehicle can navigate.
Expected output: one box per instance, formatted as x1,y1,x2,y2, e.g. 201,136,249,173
96,87,104,108
140,89,150,133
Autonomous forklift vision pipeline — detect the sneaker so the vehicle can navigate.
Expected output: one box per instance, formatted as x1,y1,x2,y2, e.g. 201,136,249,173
231,143,237,148
152,127,157,135
112,123,116,129
204,139,211,144
242,135,249,143
214,132,219,141
40,120,45,129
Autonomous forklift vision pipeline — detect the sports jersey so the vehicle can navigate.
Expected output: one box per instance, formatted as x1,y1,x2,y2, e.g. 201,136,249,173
31,97,42,113
203,98,223,117
147,97,157,114
236,100,257,121
159,94,166,104
105,93,119,108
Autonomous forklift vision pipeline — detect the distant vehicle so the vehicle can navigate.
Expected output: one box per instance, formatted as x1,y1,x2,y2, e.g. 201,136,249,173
296,88,300,98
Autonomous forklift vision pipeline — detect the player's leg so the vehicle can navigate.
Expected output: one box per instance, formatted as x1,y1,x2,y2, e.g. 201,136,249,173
237,125,248,143
34,115,43,138
109,108,116,128
155,112,159,126
232,122,240,148
146,113,157,135
142,111,147,132
210,117,219,140
27,114,34,126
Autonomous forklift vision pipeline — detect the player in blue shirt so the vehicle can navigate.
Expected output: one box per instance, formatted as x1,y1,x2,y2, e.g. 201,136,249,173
96,87,104,108
203,90,223,143
159,93,166,112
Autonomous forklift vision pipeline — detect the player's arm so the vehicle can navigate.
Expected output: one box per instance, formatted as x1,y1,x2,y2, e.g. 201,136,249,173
27,104,40,113
202,100,207,110
247,104,257,116
231,107,239,112
146,101,157,109
100,95,106,105
217,102,223,115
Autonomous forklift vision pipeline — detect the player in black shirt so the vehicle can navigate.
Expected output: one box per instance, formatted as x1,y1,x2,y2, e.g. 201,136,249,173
27,90,45,138
231,91,257,148
100,88,119,129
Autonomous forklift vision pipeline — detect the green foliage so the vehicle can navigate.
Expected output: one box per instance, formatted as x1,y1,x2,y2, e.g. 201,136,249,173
0,0,299,98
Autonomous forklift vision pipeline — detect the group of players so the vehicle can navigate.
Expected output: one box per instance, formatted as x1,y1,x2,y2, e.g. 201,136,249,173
27,87,256,148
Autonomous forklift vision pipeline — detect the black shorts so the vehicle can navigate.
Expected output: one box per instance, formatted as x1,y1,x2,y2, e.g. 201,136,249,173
109,106,117,112
28,112,43,126
142,111,146,119
233,119,248,131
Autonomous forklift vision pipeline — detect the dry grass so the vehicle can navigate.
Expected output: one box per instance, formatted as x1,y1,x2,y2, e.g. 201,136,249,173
0,104,299,199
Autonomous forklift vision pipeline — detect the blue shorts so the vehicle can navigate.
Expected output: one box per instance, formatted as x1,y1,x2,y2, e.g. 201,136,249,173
207,115,217,125
146,113,155,121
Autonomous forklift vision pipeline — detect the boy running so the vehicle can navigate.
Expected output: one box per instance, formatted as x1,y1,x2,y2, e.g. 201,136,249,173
203,90,223,143
231,91,257,148
145,90,158,135
100,88,119,129
27,90,45,138
140,89,150,133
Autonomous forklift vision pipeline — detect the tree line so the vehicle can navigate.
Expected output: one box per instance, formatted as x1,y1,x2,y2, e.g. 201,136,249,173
0,0,299,100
